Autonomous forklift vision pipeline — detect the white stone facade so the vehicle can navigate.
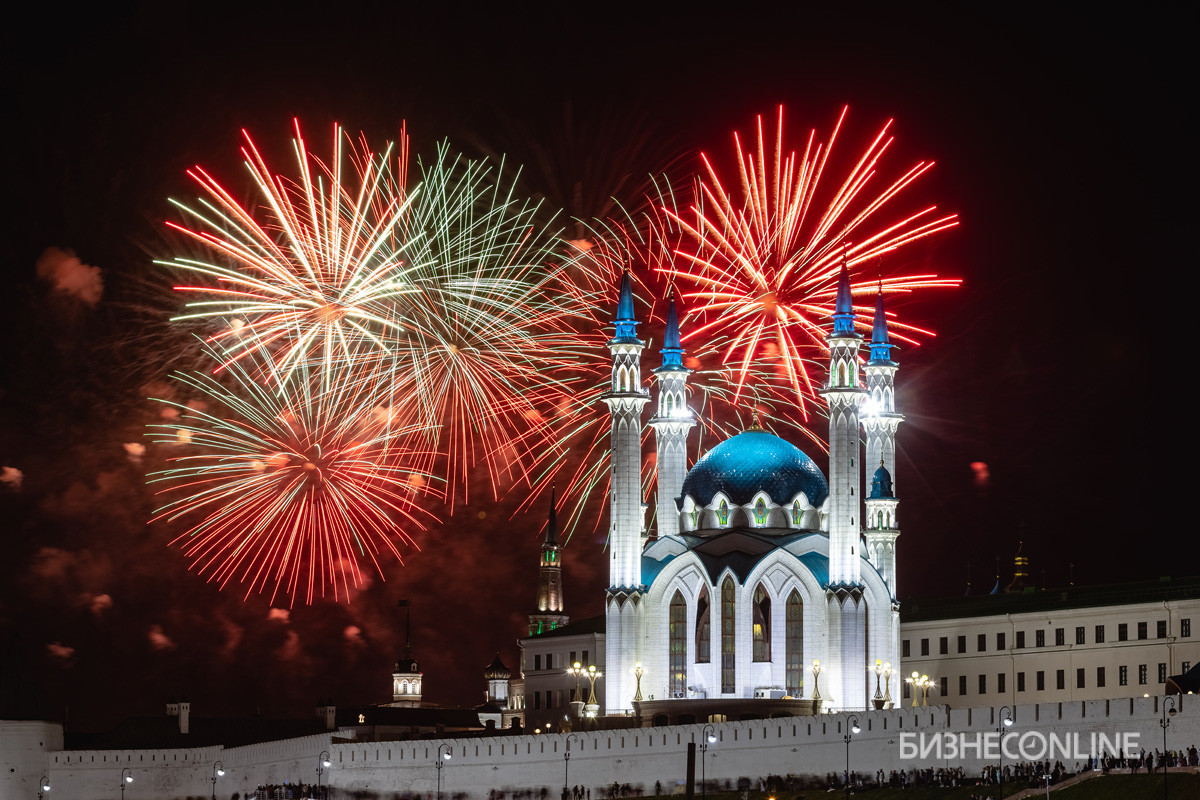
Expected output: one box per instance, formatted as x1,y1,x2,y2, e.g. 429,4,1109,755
900,593,1200,709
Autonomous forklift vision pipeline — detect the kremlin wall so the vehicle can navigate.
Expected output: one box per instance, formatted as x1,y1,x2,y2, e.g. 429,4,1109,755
4,697,1200,798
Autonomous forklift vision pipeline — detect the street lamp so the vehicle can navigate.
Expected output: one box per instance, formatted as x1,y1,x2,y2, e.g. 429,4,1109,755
882,662,893,709
316,750,331,799
1161,695,1179,800
633,662,645,703
564,733,581,794
38,776,49,799
584,665,603,718
843,715,861,799
870,659,884,709
435,743,452,800
211,761,224,800
906,671,920,707
997,706,1013,798
811,660,822,709
120,768,133,800
700,724,717,800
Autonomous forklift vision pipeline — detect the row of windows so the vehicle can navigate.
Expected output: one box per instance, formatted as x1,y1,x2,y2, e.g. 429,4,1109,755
529,650,590,672
903,618,1191,657
905,662,1191,699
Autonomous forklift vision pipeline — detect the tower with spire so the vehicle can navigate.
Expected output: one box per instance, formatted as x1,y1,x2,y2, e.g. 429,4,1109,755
821,263,867,586
819,261,868,710
649,293,695,540
863,287,903,601
529,488,569,636
602,272,650,714
390,600,423,706
862,289,904,495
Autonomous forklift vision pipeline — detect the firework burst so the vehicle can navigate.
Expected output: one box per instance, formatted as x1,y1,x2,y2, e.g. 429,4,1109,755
163,123,598,510
665,106,960,420
163,121,420,380
147,337,436,606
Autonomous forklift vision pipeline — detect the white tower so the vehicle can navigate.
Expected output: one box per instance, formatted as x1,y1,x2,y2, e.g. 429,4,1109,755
819,263,868,710
820,264,866,586
650,294,694,539
862,291,904,494
603,271,649,714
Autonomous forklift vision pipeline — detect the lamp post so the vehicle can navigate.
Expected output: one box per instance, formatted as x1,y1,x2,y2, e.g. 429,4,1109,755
811,660,822,710
997,706,1013,798
843,715,861,800
38,776,49,799
564,733,581,795
435,743,452,800
700,724,717,800
882,662,893,709
316,750,331,799
633,662,645,703
870,659,884,710
906,671,920,707
584,665,603,718
120,768,133,800
211,760,224,800
1161,695,1179,800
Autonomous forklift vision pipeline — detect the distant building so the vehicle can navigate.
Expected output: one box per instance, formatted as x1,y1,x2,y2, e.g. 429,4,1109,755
899,575,1200,708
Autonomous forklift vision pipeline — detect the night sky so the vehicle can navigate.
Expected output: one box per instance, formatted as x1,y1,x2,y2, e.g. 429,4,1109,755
0,6,1182,733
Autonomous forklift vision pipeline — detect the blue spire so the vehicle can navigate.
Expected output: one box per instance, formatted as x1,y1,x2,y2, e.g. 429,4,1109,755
613,271,639,342
869,290,897,364
658,292,684,370
831,262,857,336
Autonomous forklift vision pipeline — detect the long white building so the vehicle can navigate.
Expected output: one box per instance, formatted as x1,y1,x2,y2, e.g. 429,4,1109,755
899,576,1200,709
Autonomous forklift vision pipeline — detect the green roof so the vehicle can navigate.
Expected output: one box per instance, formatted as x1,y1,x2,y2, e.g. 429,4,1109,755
523,614,604,641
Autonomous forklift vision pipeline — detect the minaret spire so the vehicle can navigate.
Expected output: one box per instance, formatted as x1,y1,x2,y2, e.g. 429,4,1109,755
819,255,868,711
650,290,694,539
602,270,650,714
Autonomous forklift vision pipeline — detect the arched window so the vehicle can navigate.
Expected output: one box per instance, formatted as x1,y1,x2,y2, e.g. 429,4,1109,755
669,591,687,698
695,586,711,663
721,578,736,693
753,497,769,526
786,591,803,697
690,508,701,529
752,585,771,661
792,500,801,525
837,362,846,386
877,510,884,529
716,499,729,526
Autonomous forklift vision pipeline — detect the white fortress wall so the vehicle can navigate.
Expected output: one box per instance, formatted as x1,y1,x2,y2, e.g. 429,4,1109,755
9,698,1200,799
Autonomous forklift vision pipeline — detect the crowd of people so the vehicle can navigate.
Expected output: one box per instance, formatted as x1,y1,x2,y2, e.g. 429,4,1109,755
236,745,1200,799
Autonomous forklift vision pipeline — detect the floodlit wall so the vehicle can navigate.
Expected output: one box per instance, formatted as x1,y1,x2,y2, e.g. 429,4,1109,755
8,698,1200,799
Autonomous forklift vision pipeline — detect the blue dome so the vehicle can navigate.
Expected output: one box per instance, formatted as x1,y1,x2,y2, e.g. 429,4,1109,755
680,430,828,508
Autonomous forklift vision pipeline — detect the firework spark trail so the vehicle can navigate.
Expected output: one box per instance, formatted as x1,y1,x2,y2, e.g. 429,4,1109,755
163,121,421,382
147,336,437,606
665,106,960,421
162,124,602,511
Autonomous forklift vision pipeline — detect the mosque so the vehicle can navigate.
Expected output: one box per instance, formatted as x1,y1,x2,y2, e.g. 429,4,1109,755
522,267,905,725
